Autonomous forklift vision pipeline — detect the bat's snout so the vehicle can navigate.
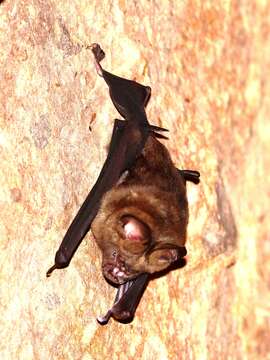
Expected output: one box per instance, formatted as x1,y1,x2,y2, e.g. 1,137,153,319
102,254,138,285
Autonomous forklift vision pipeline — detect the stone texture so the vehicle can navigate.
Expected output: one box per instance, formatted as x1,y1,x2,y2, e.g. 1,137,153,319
1,0,269,359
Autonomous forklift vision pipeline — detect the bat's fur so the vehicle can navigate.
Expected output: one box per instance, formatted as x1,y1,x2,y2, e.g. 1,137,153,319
92,135,188,284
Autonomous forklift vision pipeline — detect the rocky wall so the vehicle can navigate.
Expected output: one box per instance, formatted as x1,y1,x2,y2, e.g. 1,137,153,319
0,0,269,359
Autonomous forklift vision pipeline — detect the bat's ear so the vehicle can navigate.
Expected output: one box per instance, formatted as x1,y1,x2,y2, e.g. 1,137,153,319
147,246,187,272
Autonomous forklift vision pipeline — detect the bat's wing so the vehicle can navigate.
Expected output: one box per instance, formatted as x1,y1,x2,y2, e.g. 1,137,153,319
91,43,151,124
102,69,151,120
47,119,145,276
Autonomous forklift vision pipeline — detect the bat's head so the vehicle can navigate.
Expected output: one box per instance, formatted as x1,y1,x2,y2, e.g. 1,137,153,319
91,186,188,285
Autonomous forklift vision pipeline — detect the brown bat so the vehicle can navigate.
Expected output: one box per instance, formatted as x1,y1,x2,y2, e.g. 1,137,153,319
47,44,200,324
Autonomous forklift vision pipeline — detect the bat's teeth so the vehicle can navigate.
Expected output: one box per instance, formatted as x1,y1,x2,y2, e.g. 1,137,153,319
113,267,119,275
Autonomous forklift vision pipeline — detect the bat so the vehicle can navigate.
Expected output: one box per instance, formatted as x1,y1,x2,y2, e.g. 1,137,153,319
47,43,200,324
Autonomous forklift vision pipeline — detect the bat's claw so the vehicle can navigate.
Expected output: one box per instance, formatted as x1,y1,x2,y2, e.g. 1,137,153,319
152,132,169,140
97,310,112,325
87,43,105,77
180,169,200,184
147,125,169,133
46,249,71,277
46,264,57,277
146,124,169,140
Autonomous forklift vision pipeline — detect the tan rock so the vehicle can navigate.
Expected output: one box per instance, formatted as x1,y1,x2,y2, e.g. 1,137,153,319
0,0,269,359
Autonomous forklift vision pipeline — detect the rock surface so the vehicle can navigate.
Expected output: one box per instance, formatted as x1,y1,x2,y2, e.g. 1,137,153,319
1,0,269,359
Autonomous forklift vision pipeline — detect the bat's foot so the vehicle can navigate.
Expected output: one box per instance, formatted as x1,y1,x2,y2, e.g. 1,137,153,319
89,43,105,62
87,43,105,77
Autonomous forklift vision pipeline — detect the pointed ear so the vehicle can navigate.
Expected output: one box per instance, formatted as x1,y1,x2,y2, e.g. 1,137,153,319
147,246,187,272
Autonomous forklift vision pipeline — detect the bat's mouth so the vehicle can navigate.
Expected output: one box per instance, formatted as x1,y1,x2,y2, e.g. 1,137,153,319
102,258,137,285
